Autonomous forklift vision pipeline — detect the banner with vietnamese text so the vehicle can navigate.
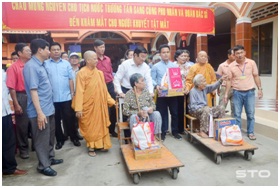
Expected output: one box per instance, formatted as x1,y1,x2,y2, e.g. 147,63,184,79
2,2,215,34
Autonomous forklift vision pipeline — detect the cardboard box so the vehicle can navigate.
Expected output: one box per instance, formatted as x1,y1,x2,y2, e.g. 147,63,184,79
214,118,236,141
158,88,184,97
133,142,161,160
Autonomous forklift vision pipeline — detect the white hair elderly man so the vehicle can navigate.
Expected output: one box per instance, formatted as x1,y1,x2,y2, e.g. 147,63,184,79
188,74,227,137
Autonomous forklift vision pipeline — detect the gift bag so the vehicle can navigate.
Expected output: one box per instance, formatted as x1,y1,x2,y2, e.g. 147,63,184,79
221,125,243,145
208,113,214,137
131,121,152,150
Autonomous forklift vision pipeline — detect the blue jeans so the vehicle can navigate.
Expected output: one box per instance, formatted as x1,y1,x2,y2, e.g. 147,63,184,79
233,89,255,135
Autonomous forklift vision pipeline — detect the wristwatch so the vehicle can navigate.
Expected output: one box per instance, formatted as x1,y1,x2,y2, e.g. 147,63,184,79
258,87,263,90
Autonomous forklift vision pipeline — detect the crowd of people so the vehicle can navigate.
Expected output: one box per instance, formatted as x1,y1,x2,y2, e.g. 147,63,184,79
2,38,263,177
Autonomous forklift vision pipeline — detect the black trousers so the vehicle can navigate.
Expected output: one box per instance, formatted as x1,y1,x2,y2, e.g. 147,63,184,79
2,114,17,174
156,97,179,135
106,82,117,134
54,100,77,143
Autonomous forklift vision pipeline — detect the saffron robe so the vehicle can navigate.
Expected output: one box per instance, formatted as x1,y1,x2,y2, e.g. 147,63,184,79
72,67,115,149
185,63,217,107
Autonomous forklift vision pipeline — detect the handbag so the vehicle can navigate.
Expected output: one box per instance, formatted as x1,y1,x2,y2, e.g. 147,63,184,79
131,117,152,150
220,125,243,146
208,113,214,137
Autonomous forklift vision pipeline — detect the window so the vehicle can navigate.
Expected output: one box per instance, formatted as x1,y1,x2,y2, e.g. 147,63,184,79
251,22,273,76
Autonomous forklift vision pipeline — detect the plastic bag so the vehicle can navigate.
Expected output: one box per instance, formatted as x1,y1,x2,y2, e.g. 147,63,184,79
131,121,152,150
221,125,243,145
208,113,214,137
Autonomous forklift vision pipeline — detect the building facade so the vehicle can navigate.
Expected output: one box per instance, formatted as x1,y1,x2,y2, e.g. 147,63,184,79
2,2,278,100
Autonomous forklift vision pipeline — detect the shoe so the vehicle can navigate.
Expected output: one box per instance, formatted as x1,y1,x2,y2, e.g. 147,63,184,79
72,140,81,147
63,135,69,141
179,131,186,135
161,133,166,142
88,148,96,157
3,169,28,176
248,134,256,140
173,134,182,140
110,132,118,138
50,159,63,165
55,142,63,150
37,167,57,176
77,133,83,140
20,154,29,159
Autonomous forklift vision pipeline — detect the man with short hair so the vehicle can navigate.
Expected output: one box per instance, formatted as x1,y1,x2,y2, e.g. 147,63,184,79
114,46,154,97
23,38,63,176
94,39,118,137
69,52,83,140
224,45,263,140
6,52,19,69
45,42,81,149
217,48,235,117
151,44,181,141
6,43,32,159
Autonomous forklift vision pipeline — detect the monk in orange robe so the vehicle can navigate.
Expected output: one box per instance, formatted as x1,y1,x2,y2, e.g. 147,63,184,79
72,50,115,157
185,51,217,107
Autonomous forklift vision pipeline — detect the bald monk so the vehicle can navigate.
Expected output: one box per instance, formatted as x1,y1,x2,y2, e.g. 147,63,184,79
185,51,217,107
72,50,115,157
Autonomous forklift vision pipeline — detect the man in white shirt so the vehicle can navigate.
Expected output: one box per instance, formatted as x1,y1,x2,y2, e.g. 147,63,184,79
2,69,27,176
114,46,154,97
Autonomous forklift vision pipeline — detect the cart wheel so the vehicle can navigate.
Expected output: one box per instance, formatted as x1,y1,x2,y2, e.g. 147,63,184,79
244,151,252,161
171,168,178,179
133,173,140,184
215,154,222,164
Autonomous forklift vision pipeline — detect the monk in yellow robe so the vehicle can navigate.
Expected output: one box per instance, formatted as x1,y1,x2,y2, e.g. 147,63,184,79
185,51,217,107
72,50,115,157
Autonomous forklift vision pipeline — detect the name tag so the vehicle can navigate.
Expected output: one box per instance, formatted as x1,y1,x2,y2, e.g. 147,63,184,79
240,76,247,80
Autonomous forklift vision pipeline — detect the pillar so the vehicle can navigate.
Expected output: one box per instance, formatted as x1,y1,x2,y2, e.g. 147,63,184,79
230,13,236,47
196,34,208,54
235,17,252,58
168,41,176,62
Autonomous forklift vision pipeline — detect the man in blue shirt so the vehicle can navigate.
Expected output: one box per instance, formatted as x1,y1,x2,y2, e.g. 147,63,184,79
23,38,63,176
151,44,181,141
44,42,80,149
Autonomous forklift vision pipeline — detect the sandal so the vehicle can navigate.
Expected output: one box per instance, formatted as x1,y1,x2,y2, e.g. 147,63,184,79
88,148,96,157
248,134,256,140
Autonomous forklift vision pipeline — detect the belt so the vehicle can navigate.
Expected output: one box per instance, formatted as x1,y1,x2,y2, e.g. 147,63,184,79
16,91,26,94
106,81,113,85
234,88,255,92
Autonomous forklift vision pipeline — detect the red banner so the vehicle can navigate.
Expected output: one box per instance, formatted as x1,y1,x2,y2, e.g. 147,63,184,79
2,2,215,34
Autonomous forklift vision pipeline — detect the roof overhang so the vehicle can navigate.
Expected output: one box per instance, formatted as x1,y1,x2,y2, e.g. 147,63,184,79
2,30,47,34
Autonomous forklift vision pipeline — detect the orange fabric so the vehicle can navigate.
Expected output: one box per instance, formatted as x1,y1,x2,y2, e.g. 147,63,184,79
185,63,217,107
72,67,115,149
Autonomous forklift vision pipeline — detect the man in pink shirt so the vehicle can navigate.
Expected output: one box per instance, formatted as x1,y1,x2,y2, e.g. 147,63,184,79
6,43,32,159
224,45,263,140
94,39,117,137
217,48,235,117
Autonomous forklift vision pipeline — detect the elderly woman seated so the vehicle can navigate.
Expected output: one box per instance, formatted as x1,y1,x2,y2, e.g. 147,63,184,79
188,74,226,137
123,73,162,138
